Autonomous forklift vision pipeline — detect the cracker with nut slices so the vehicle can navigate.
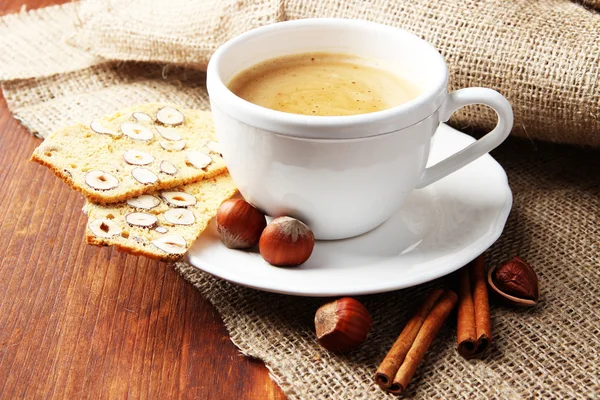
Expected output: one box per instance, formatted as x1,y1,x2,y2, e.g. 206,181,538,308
83,173,237,261
31,103,226,204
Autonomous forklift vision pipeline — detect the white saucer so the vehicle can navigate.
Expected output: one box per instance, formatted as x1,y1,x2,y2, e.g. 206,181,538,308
186,124,512,296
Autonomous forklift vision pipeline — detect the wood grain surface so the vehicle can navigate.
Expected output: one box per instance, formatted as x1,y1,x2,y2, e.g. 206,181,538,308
0,1,285,398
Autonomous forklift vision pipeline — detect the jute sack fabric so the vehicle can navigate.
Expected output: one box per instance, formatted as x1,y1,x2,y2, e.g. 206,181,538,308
1,4,599,399
578,0,600,8
0,3,100,80
67,0,600,148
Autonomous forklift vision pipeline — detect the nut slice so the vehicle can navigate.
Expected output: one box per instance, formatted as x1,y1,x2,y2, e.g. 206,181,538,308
156,106,184,126
206,141,222,155
120,123,153,141
85,170,119,190
123,149,154,165
89,218,122,238
186,151,212,169
125,212,158,227
90,120,120,136
161,191,196,207
164,208,195,225
159,140,186,151
131,167,158,184
151,235,187,255
132,112,152,122
160,160,178,175
155,126,182,141
155,226,168,234
127,194,161,209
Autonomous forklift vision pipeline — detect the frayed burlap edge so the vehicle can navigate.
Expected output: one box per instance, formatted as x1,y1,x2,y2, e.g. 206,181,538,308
0,2,102,80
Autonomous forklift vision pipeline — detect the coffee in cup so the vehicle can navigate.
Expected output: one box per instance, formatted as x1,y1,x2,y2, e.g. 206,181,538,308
227,52,418,117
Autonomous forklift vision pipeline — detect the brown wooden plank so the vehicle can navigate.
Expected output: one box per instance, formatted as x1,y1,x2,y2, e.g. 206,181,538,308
0,1,286,398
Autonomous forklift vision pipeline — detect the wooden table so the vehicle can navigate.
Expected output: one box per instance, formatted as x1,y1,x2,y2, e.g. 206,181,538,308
0,1,285,398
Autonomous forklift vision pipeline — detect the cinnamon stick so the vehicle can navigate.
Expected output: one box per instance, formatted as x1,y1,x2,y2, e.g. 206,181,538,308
457,256,492,359
375,290,458,394
457,262,477,356
375,289,444,389
390,290,458,394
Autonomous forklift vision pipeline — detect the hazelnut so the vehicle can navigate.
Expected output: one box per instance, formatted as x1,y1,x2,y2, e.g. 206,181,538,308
259,216,314,267
216,199,267,249
315,297,373,353
488,256,539,307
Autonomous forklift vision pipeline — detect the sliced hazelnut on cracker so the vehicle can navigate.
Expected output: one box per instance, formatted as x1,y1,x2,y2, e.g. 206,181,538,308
121,122,153,141
155,226,168,234
160,160,178,175
85,170,119,190
206,141,222,155
123,149,154,166
156,106,184,126
89,218,122,238
90,120,120,136
161,191,196,207
125,212,158,228
155,126,182,141
132,112,152,122
152,235,187,255
186,151,212,169
159,140,186,151
131,167,158,184
164,208,195,225
126,194,161,209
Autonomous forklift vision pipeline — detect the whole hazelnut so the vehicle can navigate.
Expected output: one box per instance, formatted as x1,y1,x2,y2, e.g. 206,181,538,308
216,199,267,249
488,256,539,307
259,216,314,267
315,297,373,353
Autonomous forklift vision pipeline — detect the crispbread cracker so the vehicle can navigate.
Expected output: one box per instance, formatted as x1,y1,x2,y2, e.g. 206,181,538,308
83,173,237,261
31,103,226,204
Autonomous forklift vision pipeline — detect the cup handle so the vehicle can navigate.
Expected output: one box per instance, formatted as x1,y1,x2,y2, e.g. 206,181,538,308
416,88,513,189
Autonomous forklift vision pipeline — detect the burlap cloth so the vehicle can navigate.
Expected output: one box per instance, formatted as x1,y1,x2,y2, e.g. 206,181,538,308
1,2,599,399
64,0,600,148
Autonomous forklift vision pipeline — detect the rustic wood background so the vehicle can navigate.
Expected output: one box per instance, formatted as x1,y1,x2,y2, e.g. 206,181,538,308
0,1,285,398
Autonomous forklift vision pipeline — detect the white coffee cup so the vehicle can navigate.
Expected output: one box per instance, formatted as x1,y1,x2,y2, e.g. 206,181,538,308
207,18,513,240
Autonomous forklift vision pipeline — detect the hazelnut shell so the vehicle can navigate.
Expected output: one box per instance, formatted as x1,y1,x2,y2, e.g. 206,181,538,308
216,199,266,249
315,297,372,353
487,256,539,307
259,216,314,267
